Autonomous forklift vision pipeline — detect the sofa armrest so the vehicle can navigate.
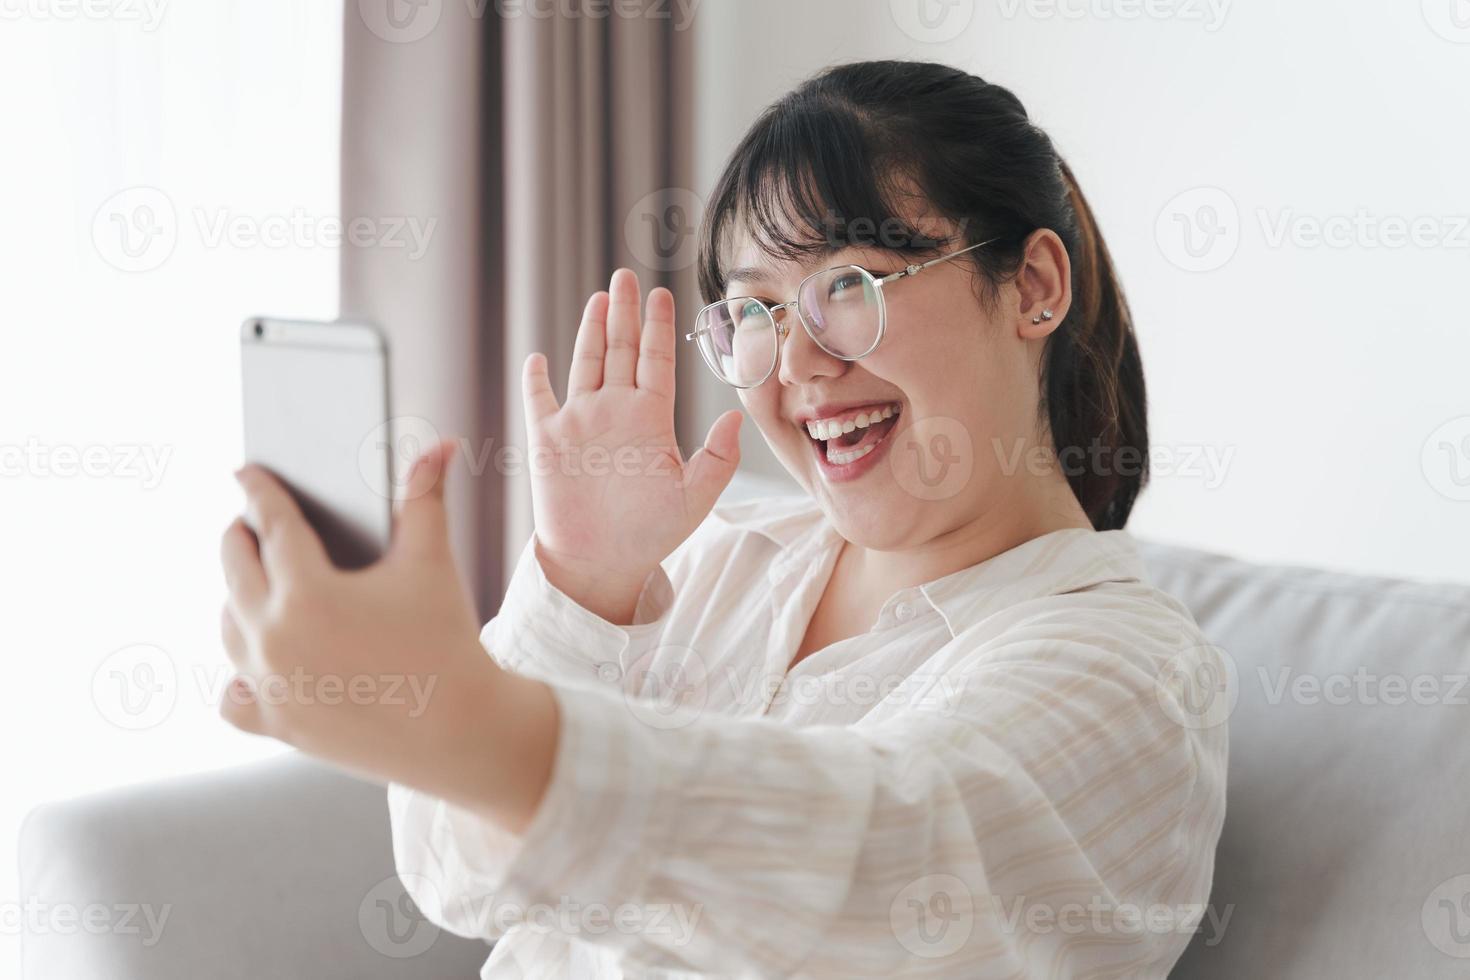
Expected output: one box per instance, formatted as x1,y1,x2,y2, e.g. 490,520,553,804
18,752,489,979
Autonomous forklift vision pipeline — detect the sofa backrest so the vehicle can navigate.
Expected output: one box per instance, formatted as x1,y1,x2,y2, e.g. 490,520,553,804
1140,540,1470,978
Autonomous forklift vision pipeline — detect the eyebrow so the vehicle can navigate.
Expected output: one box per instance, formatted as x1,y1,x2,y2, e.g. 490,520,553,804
725,266,774,286
723,244,853,288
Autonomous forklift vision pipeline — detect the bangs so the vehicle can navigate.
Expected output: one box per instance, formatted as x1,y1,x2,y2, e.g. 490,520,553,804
697,99,959,303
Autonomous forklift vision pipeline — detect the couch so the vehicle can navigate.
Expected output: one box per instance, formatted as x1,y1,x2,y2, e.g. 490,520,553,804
20,500,1470,977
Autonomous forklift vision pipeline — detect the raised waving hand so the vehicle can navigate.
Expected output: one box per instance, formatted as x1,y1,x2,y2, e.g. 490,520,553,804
521,268,743,624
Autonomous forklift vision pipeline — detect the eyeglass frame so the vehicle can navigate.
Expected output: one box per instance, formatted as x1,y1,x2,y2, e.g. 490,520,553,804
683,236,1001,389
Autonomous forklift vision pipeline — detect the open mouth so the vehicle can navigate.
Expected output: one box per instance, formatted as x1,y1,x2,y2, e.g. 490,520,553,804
803,402,902,469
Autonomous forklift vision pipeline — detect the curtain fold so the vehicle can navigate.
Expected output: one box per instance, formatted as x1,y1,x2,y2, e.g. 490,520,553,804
500,1,698,587
341,1,696,616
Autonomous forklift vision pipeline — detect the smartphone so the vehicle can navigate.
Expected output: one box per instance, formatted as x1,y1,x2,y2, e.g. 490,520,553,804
240,317,392,569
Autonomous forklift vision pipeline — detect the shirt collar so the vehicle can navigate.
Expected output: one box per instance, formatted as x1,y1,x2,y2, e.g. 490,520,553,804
916,527,1146,637
711,495,1147,638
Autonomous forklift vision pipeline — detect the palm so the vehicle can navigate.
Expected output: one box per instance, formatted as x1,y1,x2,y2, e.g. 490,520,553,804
521,270,742,596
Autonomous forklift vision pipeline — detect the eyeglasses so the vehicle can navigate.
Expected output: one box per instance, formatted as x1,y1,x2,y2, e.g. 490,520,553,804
683,237,999,388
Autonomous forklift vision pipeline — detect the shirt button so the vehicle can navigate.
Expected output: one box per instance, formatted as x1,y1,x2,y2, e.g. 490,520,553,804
894,601,915,622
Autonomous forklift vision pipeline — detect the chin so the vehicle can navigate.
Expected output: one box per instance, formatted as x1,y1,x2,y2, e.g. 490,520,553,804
811,479,923,550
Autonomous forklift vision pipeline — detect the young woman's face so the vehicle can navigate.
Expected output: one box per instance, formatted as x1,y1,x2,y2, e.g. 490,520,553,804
729,218,1067,550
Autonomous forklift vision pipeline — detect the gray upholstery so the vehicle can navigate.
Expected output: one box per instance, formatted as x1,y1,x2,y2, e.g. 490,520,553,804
19,535,1470,978
18,753,489,978
1139,541,1470,978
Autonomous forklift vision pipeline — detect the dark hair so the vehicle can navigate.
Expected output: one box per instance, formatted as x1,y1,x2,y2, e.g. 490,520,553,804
697,60,1148,531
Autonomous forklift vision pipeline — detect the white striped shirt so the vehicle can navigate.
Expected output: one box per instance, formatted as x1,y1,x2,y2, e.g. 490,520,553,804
388,494,1228,978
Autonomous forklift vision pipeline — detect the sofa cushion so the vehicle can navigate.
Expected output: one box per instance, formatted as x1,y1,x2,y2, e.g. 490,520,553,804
1140,541,1470,978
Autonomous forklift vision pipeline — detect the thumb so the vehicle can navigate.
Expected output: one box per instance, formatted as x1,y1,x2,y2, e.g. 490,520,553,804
681,410,742,515
392,437,458,560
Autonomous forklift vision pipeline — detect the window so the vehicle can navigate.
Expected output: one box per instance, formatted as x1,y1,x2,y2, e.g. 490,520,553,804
0,0,344,952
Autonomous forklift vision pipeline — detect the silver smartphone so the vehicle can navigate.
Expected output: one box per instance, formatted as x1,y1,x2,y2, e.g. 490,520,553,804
240,316,392,569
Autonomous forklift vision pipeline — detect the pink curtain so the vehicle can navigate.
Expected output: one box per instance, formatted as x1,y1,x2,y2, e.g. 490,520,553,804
341,1,697,614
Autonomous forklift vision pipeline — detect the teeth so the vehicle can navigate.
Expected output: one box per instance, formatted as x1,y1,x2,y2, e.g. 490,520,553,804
803,403,900,442
827,441,877,465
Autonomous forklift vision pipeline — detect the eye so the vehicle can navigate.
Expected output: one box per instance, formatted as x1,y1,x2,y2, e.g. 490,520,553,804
826,271,868,300
729,298,771,329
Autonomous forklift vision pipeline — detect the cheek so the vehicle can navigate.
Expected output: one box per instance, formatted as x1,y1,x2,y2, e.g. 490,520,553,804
739,387,793,449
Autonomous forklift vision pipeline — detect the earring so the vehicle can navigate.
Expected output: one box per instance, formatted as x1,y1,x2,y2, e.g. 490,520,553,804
1030,308,1055,325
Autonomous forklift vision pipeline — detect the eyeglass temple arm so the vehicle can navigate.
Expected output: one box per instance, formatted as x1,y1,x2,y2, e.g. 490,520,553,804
683,240,999,339
875,236,1001,286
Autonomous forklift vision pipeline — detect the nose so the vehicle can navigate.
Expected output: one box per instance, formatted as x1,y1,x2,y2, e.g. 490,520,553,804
776,305,845,386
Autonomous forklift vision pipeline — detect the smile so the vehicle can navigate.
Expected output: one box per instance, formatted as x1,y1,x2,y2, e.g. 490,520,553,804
800,401,902,473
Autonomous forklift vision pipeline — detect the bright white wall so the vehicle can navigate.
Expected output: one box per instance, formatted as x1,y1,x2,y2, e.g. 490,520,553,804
689,0,1470,584
0,2,342,971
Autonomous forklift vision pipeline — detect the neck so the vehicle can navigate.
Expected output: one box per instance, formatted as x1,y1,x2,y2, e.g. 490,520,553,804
844,470,1094,598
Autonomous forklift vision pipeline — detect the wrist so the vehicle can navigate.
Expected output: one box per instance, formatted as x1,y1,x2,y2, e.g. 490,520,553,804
533,539,654,626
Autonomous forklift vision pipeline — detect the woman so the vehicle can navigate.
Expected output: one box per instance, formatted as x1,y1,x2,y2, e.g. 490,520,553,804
220,61,1227,977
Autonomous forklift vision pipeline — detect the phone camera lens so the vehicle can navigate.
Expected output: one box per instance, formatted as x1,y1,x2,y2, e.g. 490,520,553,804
253,322,264,338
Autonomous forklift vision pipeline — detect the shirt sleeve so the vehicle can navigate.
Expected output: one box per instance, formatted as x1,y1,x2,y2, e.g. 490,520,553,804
481,535,675,687
390,626,1228,977
386,533,677,942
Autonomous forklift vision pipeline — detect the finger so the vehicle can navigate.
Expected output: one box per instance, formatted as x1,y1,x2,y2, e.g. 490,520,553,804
567,291,610,395
235,465,330,582
220,516,268,617
521,353,561,426
636,286,677,398
220,602,249,670
602,268,642,387
392,437,457,561
219,674,266,735
682,410,743,515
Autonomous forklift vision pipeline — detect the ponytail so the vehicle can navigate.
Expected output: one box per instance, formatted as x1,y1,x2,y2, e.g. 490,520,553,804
1047,159,1149,530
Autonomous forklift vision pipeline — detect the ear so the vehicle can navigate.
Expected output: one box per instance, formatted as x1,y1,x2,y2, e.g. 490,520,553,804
1014,228,1072,340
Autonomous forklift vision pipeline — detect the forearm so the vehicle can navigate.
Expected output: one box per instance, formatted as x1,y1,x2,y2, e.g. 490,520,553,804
393,655,560,836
